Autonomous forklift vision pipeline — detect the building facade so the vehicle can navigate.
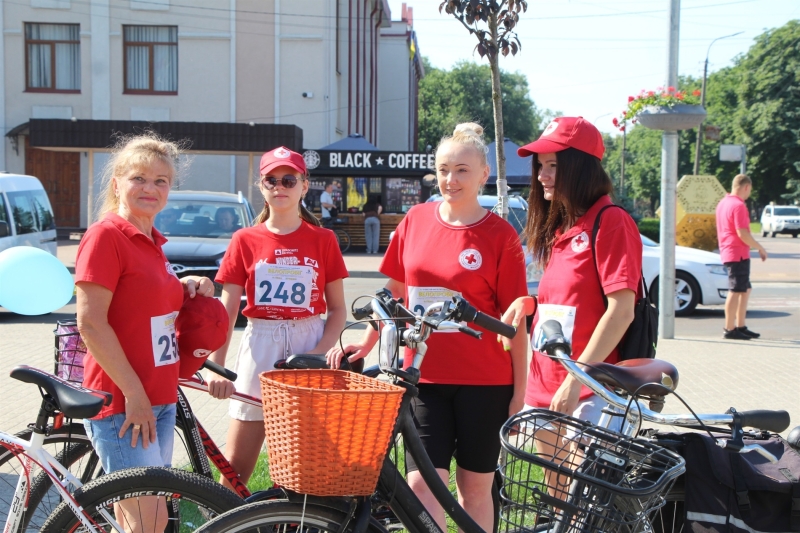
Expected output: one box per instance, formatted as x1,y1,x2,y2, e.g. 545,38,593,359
1,0,422,228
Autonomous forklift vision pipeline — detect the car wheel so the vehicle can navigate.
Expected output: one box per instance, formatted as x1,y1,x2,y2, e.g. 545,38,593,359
762,230,768,237
771,231,777,238
793,232,798,238
649,271,701,317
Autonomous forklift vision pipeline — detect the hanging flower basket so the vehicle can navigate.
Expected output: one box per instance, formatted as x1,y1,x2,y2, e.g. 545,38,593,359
636,104,707,131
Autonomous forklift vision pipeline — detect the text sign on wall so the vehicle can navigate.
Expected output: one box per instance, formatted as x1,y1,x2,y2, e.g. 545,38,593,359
302,149,435,175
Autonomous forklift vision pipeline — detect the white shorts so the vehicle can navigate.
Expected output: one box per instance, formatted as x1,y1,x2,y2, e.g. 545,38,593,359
229,315,325,421
523,394,623,435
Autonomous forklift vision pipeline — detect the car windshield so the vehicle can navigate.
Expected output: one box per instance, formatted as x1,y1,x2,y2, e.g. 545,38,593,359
494,206,528,241
641,235,658,247
774,207,800,216
156,201,248,238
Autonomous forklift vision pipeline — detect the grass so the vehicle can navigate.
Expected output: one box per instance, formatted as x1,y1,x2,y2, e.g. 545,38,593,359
751,221,761,233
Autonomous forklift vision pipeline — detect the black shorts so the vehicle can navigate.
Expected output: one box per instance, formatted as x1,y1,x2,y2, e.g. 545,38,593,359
724,259,751,292
406,383,514,474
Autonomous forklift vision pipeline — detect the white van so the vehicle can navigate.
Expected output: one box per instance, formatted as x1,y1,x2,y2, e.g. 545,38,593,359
0,173,57,256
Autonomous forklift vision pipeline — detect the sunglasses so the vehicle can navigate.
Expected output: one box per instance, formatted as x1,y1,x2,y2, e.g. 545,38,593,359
261,174,301,190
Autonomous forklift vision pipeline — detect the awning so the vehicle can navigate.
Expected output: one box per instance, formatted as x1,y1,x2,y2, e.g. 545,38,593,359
319,133,378,151
487,138,532,185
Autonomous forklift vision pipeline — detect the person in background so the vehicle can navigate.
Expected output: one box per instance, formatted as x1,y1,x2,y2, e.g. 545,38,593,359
328,123,527,533
206,146,348,491
155,207,180,234
362,195,383,254
75,133,215,532
715,174,767,340
320,182,335,226
215,207,239,233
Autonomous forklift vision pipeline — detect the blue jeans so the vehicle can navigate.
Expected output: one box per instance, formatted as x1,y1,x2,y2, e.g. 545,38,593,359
84,403,176,474
365,217,380,253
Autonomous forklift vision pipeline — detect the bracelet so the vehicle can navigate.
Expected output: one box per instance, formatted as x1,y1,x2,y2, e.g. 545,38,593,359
522,296,537,316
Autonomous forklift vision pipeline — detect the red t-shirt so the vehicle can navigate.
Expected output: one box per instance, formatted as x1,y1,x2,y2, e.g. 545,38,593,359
381,202,528,385
215,221,348,320
75,213,184,418
526,196,643,407
715,194,751,263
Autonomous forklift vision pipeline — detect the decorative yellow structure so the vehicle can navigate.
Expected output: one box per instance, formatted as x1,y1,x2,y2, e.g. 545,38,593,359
658,175,727,251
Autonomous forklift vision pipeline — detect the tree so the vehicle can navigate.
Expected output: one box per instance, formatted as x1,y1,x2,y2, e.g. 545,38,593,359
417,60,544,150
438,0,528,219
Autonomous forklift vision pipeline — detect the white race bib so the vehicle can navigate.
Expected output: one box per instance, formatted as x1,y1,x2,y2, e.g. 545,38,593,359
407,286,464,333
151,312,179,367
532,304,577,352
255,263,314,309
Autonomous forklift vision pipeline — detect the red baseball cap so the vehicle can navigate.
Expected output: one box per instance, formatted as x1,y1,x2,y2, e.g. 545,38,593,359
517,117,605,160
175,295,229,379
259,146,307,176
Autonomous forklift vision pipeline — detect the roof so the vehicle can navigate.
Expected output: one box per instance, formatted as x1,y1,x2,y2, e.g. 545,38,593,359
0,173,46,192
487,138,533,185
7,119,303,154
319,133,378,151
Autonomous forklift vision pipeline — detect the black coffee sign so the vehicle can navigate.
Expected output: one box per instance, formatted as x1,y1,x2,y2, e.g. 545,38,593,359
302,149,434,176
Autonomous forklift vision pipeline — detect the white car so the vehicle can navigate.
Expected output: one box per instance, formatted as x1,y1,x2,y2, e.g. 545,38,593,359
760,205,800,238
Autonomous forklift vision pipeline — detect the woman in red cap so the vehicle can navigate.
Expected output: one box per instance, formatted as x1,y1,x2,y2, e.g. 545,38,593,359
207,146,348,490
501,116,642,424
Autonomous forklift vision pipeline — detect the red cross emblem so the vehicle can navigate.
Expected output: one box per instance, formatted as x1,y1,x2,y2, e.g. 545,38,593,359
458,249,482,270
571,231,589,252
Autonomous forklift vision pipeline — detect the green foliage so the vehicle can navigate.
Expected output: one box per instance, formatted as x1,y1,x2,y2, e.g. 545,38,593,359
638,218,660,242
418,60,546,149
782,178,800,202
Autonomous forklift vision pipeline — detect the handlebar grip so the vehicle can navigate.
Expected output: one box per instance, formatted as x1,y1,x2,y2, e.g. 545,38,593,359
540,320,564,340
472,311,516,339
202,360,238,382
539,319,572,357
458,326,483,339
736,409,791,433
352,305,372,321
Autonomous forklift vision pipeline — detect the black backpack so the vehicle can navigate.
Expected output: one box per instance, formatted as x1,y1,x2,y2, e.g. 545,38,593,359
591,204,658,360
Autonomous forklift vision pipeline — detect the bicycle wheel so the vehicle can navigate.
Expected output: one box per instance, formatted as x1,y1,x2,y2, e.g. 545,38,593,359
195,500,384,533
334,229,351,254
0,424,102,533
40,467,244,532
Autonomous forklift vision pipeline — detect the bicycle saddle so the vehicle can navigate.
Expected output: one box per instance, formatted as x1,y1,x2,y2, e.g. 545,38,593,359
10,365,112,419
584,358,679,397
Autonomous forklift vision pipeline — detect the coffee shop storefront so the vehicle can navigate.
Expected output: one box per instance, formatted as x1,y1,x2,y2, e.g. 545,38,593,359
301,146,436,250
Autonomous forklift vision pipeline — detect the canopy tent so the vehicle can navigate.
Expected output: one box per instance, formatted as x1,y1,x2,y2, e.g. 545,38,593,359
319,133,378,151
487,138,532,186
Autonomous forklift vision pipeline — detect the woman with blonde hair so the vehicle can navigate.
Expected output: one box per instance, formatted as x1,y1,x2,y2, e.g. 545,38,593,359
328,124,528,531
75,133,216,532
207,146,348,490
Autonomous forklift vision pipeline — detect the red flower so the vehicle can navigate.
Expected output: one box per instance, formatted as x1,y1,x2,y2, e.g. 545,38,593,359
632,119,637,124
667,86,675,93
612,117,619,126
647,91,655,96
676,92,685,100
692,89,701,97
628,96,635,103
619,125,626,132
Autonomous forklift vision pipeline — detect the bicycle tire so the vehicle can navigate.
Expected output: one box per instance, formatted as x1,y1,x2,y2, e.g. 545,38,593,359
195,500,384,533
334,229,351,253
40,467,244,533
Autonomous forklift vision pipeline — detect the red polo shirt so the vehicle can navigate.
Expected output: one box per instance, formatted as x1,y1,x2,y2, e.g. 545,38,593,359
526,196,642,407
381,202,528,385
76,213,184,418
715,194,751,263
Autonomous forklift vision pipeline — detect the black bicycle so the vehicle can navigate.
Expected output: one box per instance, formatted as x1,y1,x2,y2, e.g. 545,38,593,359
194,291,685,533
322,217,352,253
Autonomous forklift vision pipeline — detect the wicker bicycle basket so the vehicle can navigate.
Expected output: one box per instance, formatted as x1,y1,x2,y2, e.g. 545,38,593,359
498,409,685,533
54,319,86,384
259,369,404,496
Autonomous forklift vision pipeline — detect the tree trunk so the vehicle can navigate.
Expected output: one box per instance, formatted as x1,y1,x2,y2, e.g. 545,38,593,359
488,12,508,220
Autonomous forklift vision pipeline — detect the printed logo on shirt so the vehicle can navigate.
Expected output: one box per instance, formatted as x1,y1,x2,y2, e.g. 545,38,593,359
274,249,299,256
276,256,300,266
458,249,482,270
571,231,589,253
304,257,319,268
165,262,179,278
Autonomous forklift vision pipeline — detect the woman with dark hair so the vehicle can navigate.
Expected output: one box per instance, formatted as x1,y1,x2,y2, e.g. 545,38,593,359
500,116,642,423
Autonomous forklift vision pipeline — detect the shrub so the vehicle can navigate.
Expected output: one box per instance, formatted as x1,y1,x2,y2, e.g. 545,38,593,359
638,218,660,242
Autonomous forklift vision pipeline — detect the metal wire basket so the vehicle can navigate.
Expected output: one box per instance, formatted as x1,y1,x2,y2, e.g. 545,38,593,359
54,319,86,384
499,408,685,533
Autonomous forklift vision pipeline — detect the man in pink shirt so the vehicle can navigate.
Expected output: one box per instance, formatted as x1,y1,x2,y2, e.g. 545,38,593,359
715,174,768,340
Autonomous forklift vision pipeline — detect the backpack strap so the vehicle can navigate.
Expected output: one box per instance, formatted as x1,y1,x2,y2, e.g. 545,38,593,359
729,454,752,519
792,481,800,531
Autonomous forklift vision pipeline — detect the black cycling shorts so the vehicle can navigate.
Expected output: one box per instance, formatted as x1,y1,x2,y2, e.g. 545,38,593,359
724,259,751,292
406,383,514,474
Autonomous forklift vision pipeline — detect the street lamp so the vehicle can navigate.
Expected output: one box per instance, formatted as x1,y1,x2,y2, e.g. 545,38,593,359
693,31,744,175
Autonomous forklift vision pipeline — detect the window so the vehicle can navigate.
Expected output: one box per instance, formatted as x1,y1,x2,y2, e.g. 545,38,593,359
7,192,38,235
25,23,80,92
30,190,56,231
124,25,178,94
0,194,9,237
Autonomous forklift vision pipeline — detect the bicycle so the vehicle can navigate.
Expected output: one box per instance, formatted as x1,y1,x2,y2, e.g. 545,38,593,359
322,217,352,253
193,291,685,533
0,365,243,533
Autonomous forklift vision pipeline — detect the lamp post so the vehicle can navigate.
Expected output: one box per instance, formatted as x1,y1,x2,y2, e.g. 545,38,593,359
692,31,744,175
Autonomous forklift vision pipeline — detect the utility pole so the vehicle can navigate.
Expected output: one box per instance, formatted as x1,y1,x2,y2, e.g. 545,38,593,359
692,31,743,175
621,125,626,197
659,0,680,339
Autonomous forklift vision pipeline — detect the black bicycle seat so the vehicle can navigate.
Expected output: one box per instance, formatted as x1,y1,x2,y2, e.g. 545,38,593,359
584,358,679,397
10,365,112,419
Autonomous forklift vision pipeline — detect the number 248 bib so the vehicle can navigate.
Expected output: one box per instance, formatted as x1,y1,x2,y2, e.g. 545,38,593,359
255,263,313,309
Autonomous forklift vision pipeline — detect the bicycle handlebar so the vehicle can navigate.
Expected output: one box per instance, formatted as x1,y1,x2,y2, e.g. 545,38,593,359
202,360,238,382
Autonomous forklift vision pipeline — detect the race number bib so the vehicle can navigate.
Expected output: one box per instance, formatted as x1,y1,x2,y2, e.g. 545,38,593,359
407,286,464,333
532,304,577,352
151,312,179,367
255,263,313,309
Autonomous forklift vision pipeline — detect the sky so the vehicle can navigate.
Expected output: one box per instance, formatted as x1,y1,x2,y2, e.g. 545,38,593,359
387,0,799,136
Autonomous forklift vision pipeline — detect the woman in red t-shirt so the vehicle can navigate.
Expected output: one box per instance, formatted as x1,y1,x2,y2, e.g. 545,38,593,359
207,146,348,491
328,123,528,532
501,116,642,421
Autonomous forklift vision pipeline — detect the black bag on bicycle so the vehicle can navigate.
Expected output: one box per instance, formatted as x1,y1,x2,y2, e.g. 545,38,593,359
682,432,800,533
591,204,659,360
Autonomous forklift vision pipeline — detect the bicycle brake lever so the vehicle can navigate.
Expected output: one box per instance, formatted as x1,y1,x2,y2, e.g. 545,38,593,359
458,326,482,339
716,439,779,464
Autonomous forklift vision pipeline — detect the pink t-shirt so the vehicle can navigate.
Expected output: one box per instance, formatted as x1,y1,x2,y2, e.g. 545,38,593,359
716,194,751,263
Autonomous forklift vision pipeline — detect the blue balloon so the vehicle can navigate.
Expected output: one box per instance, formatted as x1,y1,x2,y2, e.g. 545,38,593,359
0,246,74,315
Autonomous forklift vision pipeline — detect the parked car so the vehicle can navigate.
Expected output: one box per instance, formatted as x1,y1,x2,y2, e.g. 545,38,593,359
157,190,256,324
760,205,800,238
0,172,57,256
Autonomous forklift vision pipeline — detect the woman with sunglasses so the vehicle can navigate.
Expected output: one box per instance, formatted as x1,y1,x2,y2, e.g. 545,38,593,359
206,146,348,490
